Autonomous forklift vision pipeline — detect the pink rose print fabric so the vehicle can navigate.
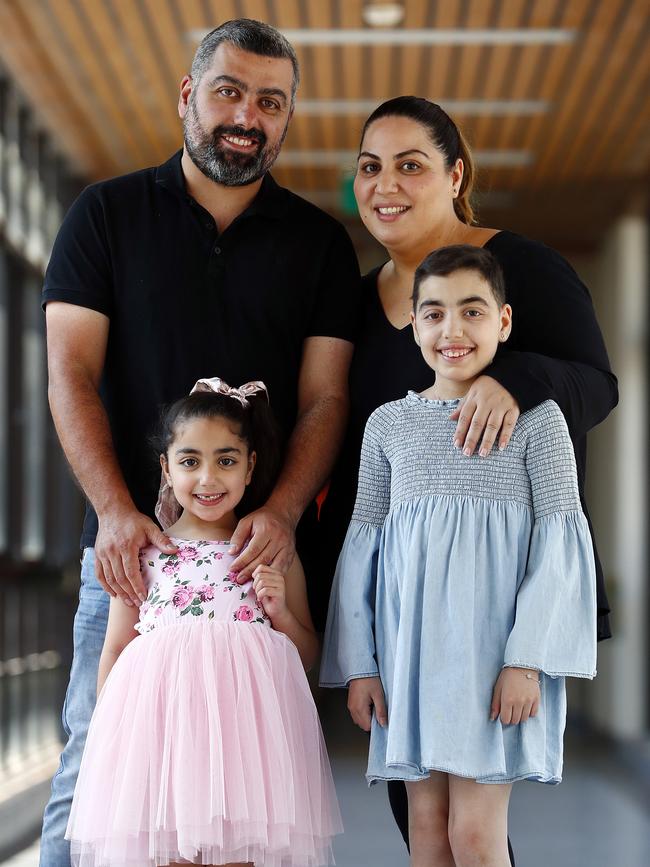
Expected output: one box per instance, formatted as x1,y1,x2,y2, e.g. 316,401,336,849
135,540,270,635
172,586,193,608
177,546,199,562
197,585,215,602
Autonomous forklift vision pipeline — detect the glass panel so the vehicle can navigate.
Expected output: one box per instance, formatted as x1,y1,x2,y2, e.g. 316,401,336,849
20,275,46,561
0,249,7,554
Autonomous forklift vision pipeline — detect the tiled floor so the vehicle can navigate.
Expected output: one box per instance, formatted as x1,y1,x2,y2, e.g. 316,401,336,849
5,701,650,866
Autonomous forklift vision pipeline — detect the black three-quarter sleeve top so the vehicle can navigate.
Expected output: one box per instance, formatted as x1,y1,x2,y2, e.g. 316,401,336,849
316,230,618,640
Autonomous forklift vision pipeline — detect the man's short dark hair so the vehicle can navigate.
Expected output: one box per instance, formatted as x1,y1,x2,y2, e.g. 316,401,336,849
412,245,507,311
191,19,300,104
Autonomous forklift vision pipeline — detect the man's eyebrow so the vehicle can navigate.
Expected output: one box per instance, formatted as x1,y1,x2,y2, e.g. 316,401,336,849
206,74,248,90
204,76,288,106
258,87,288,106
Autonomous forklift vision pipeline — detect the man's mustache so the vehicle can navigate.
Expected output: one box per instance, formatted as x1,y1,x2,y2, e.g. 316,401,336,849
212,125,266,147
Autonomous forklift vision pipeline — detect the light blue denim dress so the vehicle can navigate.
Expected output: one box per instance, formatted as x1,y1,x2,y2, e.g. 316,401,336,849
320,395,597,786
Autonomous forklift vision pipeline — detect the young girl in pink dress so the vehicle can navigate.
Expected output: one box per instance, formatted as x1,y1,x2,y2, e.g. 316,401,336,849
66,377,341,867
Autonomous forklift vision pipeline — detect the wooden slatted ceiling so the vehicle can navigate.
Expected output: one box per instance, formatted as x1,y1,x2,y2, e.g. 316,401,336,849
0,0,648,250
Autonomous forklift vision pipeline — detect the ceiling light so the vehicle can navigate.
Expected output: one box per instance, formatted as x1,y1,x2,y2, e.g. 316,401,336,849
280,29,575,45
190,28,575,47
362,3,405,28
295,99,550,116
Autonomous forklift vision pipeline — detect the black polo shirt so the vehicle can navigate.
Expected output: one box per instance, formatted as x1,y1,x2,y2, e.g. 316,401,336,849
43,151,361,547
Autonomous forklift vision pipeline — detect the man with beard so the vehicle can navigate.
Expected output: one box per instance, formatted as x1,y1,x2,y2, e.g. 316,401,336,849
40,19,360,865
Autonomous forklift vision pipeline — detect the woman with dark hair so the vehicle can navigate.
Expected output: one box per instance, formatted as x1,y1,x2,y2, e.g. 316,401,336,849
317,96,617,859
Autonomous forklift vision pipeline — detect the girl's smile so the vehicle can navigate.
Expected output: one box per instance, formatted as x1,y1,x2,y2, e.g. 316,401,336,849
193,491,226,505
437,343,476,362
161,415,256,536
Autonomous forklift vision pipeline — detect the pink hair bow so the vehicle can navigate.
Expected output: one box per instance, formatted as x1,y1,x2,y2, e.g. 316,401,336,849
154,377,268,529
190,377,268,406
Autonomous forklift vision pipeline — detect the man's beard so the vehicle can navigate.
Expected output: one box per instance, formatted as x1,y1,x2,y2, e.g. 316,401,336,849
183,98,287,187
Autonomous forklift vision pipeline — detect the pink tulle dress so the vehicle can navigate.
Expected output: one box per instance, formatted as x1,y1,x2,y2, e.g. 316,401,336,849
66,539,342,866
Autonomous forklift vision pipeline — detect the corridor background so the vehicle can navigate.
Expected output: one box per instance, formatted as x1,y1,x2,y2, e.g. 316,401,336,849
0,2,648,864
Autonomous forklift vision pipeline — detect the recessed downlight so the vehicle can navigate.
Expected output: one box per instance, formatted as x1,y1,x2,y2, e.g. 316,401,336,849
362,3,405,28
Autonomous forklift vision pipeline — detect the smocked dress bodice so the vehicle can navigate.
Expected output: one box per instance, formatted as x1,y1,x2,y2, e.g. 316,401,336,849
136,539,270,635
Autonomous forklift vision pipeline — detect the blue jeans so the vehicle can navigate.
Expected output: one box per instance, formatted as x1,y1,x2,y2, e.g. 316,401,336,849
40,549,108,867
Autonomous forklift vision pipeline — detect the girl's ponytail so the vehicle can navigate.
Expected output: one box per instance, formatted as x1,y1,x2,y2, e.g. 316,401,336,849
241,392,281,515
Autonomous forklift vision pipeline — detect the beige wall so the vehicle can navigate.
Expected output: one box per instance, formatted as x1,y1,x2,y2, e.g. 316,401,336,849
573,214,648,738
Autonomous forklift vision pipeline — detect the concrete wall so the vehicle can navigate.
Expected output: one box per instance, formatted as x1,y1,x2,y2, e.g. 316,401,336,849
573,214,648,739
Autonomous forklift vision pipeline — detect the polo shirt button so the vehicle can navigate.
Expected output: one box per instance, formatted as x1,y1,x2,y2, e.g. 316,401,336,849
214,245,221,255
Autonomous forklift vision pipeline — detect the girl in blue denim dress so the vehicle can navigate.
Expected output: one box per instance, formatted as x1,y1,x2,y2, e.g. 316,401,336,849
321,245,597,867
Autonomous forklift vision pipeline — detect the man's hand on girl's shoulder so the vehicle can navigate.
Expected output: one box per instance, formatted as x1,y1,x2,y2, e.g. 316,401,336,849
229,504,296,580
95,508,177,607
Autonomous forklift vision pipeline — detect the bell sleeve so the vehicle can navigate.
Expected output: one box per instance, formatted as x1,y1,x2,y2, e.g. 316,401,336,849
320,408,392,687
503,401,597,678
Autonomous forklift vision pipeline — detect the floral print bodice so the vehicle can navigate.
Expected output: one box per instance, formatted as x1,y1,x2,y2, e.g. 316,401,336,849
135,539,270,635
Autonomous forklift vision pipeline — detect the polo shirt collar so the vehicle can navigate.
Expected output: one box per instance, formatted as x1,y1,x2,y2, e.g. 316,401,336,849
155,150,288,220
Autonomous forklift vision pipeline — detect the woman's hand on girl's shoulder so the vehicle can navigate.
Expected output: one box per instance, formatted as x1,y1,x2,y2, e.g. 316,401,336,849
450,375,520,456
490,667,540,725
348,676,387,731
